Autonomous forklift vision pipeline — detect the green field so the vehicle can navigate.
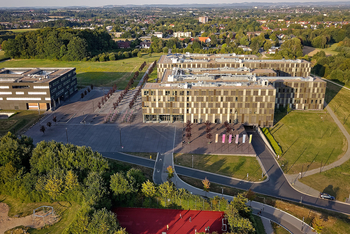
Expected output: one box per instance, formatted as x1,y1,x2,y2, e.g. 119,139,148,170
297,82,350,202
300,158,350,202
0,50,10,61
0,53,161,88
0,28,39,33
270,111,347,174
303,43,339,56
174,154,264,181
325,82,350,135
0,110,41,137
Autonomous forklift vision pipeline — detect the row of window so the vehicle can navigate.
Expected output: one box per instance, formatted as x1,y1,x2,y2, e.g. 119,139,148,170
144,90,274,96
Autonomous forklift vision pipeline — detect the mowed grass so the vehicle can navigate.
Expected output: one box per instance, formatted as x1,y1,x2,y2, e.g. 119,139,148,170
270,111,347,174
0,28,39,33
174,154,264,181
0,53,161,88
0,110,41,137
303,43,339,56
325,82,350,135
300,158,350,202
0,50,10,60
0,194,80,234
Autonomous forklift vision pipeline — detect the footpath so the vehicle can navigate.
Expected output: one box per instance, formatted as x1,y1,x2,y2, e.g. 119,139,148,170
153,151,314,234
285,104,350,197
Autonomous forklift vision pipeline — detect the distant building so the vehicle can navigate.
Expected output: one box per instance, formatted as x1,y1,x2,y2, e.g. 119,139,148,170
113,32,123,38
199,16,208,24
197,37,211,43
105,26,113,31
153,32,163,38
0,68,77,110
140,40,152,49
174,32,192,38
117,41,131,49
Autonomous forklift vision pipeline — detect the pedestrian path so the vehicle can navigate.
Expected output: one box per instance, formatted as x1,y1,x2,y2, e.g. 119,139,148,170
154,151,315,234
285,104,350,196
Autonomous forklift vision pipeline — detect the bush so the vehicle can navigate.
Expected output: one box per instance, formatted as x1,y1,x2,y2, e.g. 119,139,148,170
262,127,282,156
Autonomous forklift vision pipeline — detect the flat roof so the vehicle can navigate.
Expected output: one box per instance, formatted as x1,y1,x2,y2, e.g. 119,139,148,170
0,68,75,83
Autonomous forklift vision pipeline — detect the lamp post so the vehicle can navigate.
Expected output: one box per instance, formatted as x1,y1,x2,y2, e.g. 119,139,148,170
119,127,122,149
221,187,224,198
65,128,68,143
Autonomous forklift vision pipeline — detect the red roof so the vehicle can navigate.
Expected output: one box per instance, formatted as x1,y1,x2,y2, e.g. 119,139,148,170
198,37,210,43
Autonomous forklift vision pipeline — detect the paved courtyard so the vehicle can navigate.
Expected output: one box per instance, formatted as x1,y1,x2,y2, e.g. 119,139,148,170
25,88,255,156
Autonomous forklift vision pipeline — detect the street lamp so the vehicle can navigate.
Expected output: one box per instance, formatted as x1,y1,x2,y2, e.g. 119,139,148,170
65,128,68,143
119,127,123,149
221,187,224,198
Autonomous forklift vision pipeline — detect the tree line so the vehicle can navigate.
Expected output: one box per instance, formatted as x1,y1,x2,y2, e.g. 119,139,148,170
0,132,258,234
1,27,117,61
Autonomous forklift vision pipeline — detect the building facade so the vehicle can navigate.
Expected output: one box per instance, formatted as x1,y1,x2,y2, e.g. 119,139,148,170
173,32,192,38
157,53,311,80
142,62,326,127
199,16,209,24
0,68,77,110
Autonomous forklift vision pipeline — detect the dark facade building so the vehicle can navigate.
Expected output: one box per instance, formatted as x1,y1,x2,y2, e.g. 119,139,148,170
0,68,77,110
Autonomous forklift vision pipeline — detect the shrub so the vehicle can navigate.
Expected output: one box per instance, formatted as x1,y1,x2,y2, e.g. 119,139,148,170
262,128,282,156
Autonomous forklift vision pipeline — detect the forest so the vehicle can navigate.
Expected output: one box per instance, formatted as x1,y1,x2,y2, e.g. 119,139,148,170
0,132,256,234
1,27,118,61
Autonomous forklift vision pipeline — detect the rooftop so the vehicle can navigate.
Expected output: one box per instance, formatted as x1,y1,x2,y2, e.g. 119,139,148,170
0,68,75,83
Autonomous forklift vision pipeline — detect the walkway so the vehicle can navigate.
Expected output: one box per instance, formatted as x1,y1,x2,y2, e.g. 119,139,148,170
152,150,314,234
285,103,350,195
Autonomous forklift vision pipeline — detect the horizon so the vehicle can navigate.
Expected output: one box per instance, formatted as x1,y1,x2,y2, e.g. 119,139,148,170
2,0,350,8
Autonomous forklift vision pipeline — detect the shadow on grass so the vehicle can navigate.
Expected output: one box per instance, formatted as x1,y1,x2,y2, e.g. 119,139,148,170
323,185,340,199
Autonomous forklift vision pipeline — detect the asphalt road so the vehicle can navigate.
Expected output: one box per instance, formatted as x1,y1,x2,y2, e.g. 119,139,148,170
101,131,350,216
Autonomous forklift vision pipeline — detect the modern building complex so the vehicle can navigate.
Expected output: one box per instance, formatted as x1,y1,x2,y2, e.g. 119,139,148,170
0,68,77,110
157,53,311,79
141,53,325,127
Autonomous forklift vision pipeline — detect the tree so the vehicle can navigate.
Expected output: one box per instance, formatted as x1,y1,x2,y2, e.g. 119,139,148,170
67,37,88,61
137,51,142,58
88,208,120,234
84,172,110,209
0,132,33,168
202,177,210,192
158,181,174,200
167,165,174,179
142,180,157,198
225,195,255,234
110,172,133,201
40,125,45,135
45,174,64,200
65,170,79,191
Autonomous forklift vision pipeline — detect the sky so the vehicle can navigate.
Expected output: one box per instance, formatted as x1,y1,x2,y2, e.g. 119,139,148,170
2,0,349,8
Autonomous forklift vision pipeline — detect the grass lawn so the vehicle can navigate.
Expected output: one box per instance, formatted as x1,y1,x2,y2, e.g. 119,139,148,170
175,154,264,182
0,28,39,33
0,110,42,137
252,215,267,234
0,53,161,89
325,82,350,135
0,50,10,61
0,194,80,234
271,222,290,234
300,157,350,202
303,43,339,56
269,111,347,174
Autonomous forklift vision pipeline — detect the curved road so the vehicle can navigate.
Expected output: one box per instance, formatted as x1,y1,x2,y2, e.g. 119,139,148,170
101,131,350,216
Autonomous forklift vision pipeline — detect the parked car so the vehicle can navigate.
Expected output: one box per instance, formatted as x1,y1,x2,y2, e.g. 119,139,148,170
320,193,335,200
